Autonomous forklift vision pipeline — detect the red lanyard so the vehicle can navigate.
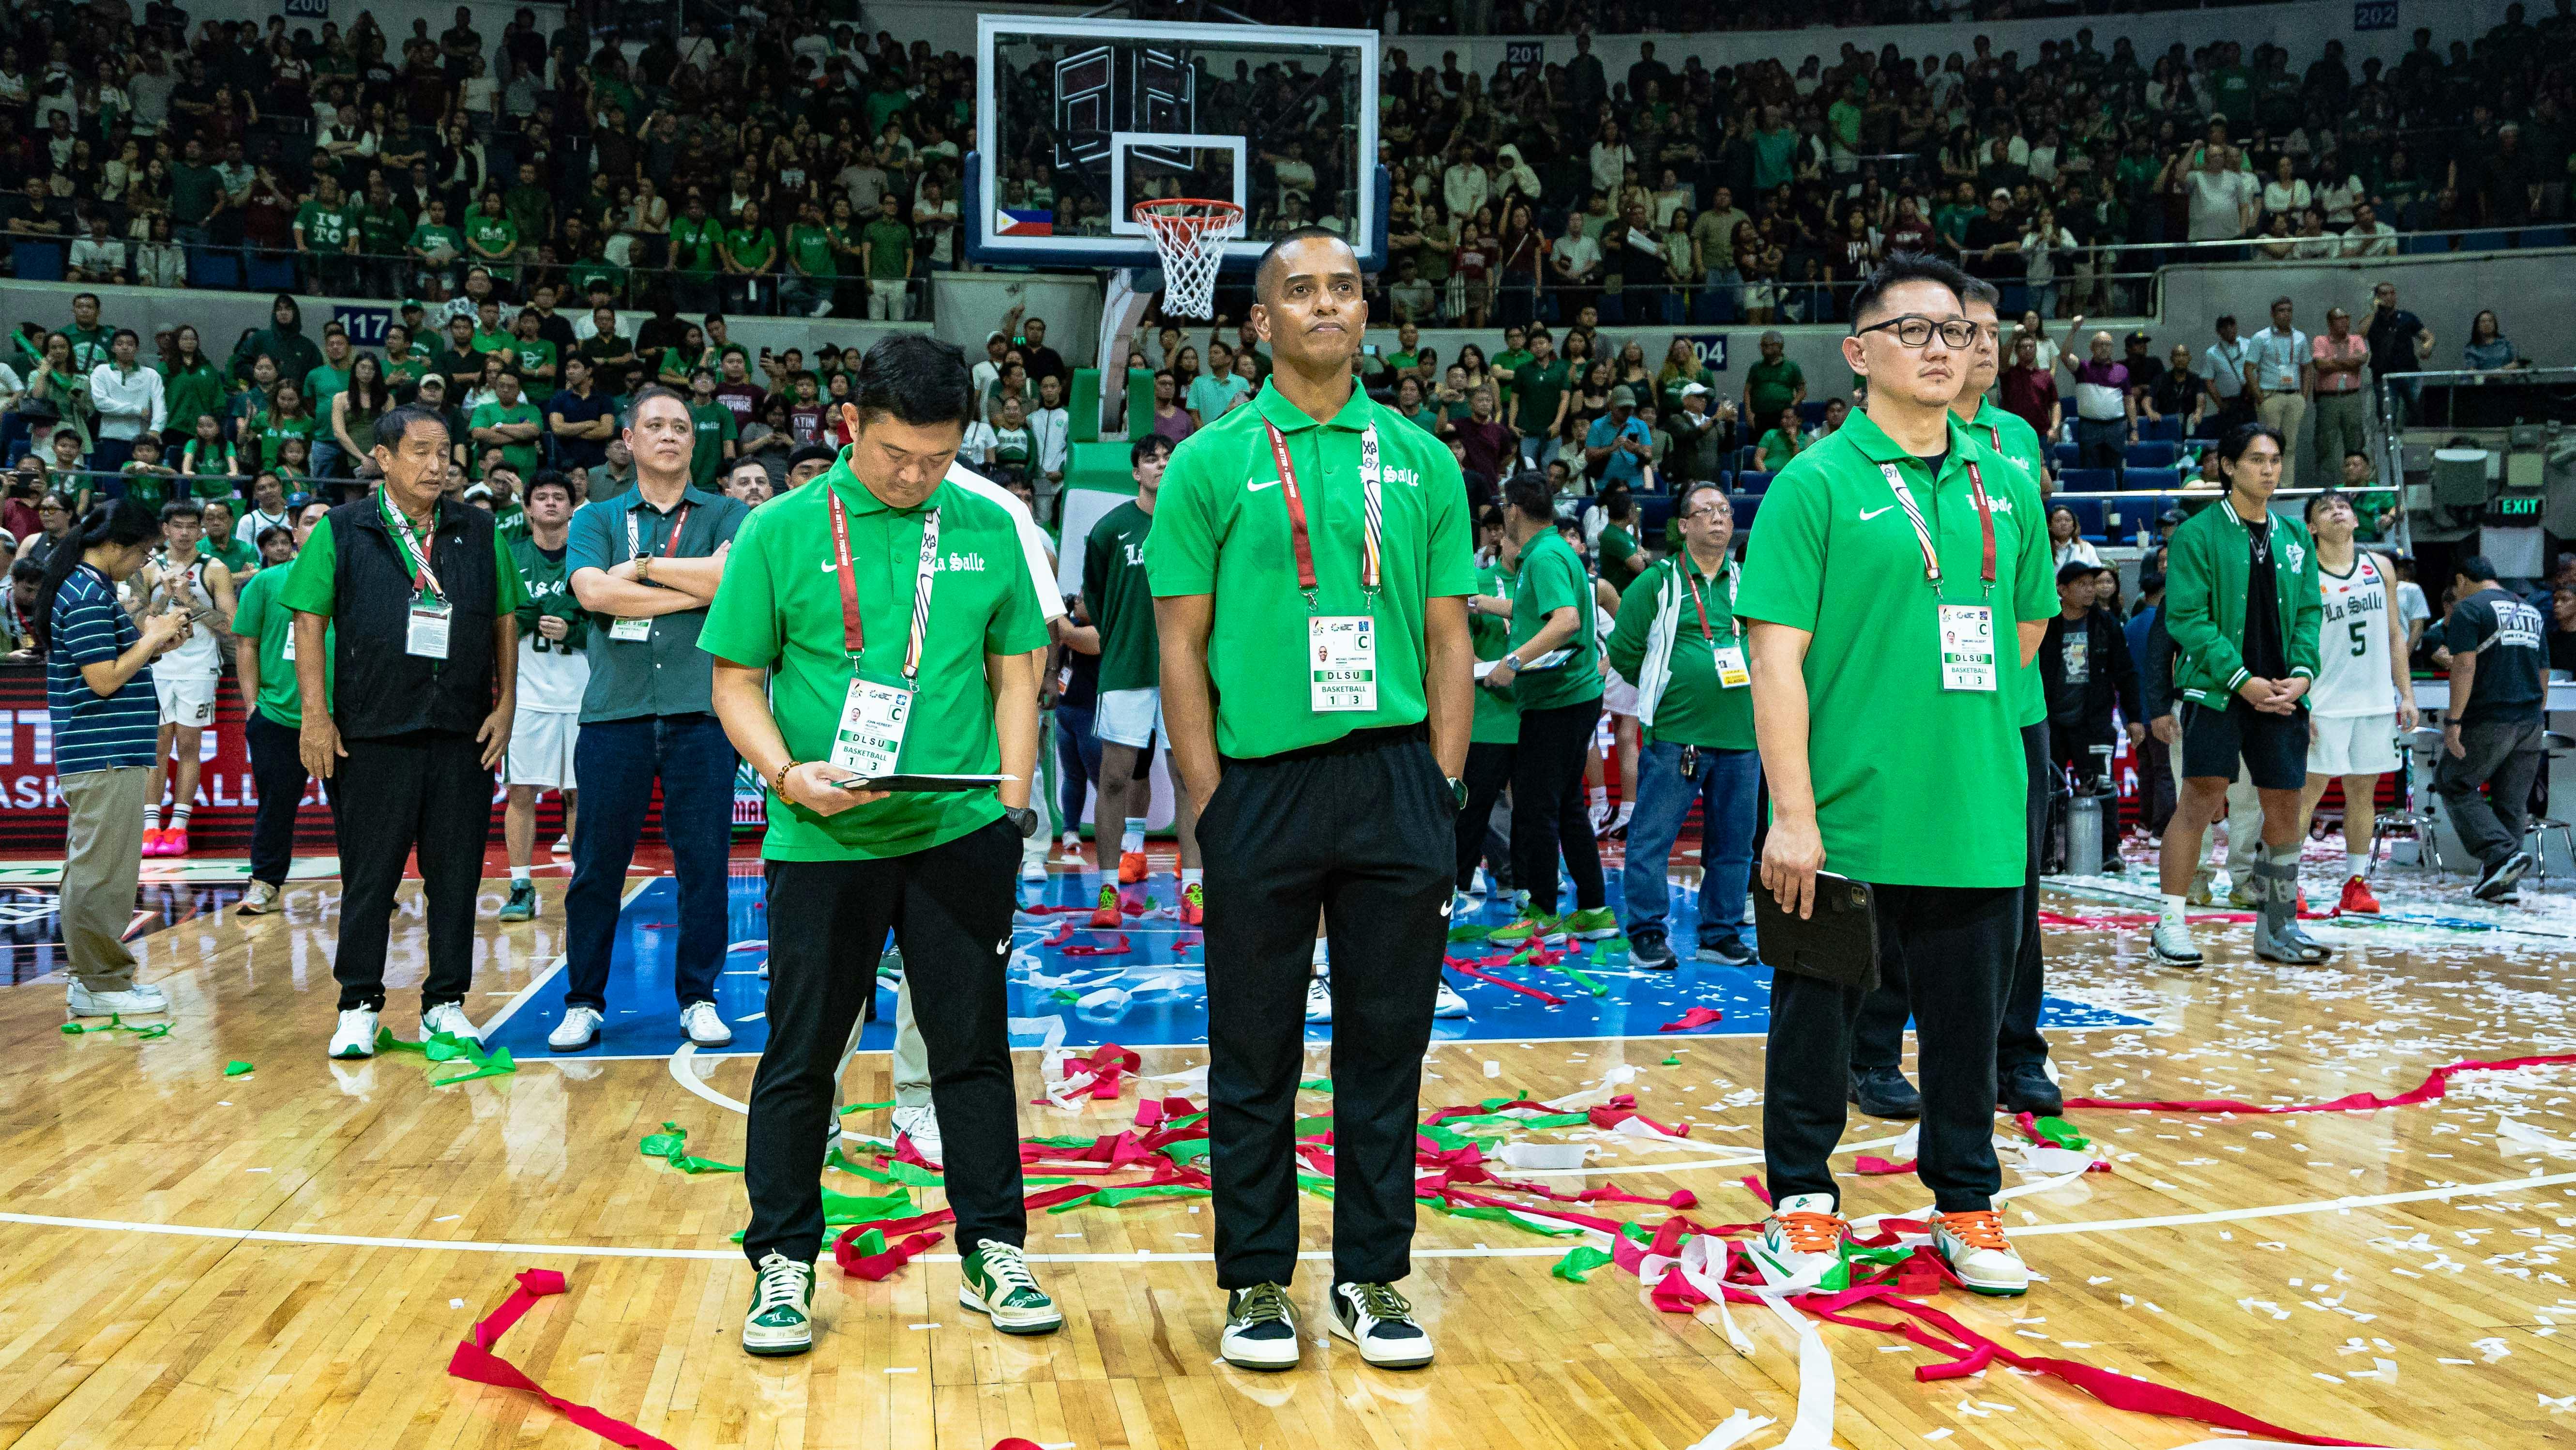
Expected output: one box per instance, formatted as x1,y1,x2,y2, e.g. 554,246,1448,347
1263,419,1383,600
1984,423,2002,452
379,494,444,599
1879,459,1996,588
1682,560,1740,643
626,503,693,560
825,486,939,680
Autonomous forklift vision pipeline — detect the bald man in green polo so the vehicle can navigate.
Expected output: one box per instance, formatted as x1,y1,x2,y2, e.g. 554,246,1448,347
1147,228,1477,1374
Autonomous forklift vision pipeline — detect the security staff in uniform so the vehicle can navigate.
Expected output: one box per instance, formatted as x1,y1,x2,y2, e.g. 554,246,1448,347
549,385,752,1052
702,335,1058,1359
1146,227,1477,1373
1738,255,2054,1298
1851,277,2064,1120
284,404,525,1060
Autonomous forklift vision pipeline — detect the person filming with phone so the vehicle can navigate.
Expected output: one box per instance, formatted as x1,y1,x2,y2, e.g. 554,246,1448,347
1735,255,2056,1298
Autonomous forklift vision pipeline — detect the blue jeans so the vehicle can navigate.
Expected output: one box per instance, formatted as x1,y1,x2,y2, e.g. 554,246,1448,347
1054,702,1102,832
562,712,739,1010
1620,739,1759,947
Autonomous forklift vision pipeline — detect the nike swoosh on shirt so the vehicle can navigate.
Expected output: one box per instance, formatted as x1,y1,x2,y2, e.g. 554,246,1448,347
1858,505,1896,520
820,560,837,572
1246,478,1280,492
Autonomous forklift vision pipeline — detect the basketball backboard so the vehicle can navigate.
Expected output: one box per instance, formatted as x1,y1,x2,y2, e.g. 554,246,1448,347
966,16,1386,274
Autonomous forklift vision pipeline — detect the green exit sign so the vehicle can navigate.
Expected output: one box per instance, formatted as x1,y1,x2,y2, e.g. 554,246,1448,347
2494,494,2543,518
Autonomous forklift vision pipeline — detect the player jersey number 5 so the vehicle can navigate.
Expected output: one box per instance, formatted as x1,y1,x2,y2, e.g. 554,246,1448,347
2310,553,2394,718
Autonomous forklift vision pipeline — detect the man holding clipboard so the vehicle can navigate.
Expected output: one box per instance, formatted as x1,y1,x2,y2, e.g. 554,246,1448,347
1736,255,2055,1297
702,335,1057,1358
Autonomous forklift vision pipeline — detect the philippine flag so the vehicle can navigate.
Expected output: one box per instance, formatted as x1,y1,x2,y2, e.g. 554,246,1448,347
995,208,1054,237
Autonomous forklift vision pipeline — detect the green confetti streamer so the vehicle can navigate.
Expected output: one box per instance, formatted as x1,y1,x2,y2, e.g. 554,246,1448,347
225,1061,255,1077
1552,1246,1615,1282
834,1098,896,1117
61,1014,171,1039
1661,1055,1682,1067
1049,1184,1212,1213
2030,1115,2092,1151
640,1122,742,1175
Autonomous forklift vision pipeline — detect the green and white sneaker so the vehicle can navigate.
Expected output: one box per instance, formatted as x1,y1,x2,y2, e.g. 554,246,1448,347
1561,907,1621,940
959,1240,1062,1335
1219,1282,1302,1370
1329,1281,1434,1369
742,1253,816,1357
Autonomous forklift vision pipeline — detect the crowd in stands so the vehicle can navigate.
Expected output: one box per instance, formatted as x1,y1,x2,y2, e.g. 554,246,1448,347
7,0,2573,330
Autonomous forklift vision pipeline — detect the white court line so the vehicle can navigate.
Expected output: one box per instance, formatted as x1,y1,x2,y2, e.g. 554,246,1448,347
6,1170,2571,1267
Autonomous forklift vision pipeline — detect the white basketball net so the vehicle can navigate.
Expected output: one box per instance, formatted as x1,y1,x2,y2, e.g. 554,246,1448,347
1135,198,1242,321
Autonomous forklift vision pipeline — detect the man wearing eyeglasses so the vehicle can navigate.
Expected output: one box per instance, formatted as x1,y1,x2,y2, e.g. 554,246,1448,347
1737,254,2056,1299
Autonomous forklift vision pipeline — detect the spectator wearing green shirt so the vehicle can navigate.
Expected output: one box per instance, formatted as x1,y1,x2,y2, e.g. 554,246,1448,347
508,307,559,391
501,162,551,263
668,196,723,313
254,381,321,474
409,198,467,292
303,328,360,477
469,298,512,357
464,190,520,279
859,193,913,321
684,368,738,488
231,497,338,917
470,371,545,479
157,325,229,442
293,175,361,295
1505,328,1571,472
1743,330,1806,434
355,178,412,299
285,403,527,1062
177,412,238,487
699,336,1059,1357
781,200,838,318
720,202,778,314
1752,404,1806,473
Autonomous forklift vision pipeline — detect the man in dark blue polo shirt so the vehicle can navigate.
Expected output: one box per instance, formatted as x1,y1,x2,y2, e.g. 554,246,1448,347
546,354,618,476
546,383,751,1052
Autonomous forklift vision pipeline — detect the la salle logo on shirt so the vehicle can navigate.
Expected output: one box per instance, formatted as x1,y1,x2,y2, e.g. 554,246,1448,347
1383,466,1422,488
932,552,987,574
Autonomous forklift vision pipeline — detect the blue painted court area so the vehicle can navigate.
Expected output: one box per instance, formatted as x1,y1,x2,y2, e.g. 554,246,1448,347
481,870,2151,1061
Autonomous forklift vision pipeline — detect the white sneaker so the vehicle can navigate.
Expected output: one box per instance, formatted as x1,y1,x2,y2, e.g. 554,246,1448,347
1745,1192,1850,1292
66,979,169,1016
1433,980,1470,1018
1930,1209,2030,1296
1220,1283,1302,1371
1020,855,1047,882
891,1102,944,1164
681,1000,734,1047
742,1253,816,1357
1305,975,1332,1023
422,1001,482,1046
1586,800,1612,834
1467,867,1490,900
1329,1281,1434,1369
237,881,282,916
330,1007,379,1059
1608,800,1635,835
550,835,572,857
549,1005,603,1052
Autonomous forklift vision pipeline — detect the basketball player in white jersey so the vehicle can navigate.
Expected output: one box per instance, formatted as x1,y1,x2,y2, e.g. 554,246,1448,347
2297,489,2415,914
135,499,237,857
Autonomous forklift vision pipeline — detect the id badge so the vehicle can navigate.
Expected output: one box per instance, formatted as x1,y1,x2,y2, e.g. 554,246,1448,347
1938,603,1997,692
830,672,914,778
406,595,453,660
281,626,297,662
1309,615,1377,712
610,615,653,642
1712,643,1750,689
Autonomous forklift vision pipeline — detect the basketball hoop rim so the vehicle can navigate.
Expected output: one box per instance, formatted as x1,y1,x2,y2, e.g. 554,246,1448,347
1133,197,1244,229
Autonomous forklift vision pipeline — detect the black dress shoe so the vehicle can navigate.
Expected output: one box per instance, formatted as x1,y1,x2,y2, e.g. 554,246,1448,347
1847,1065,1922,1119
1998,1062,2065,1116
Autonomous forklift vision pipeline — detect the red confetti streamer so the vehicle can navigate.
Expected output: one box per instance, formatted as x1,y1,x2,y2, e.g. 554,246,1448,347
1854,1155,1918,1175
2065,1052,2576,1114
447,1270,677,1449
1441,957,1566,1005
835,1229,943,1281
1659,1007,1726,1032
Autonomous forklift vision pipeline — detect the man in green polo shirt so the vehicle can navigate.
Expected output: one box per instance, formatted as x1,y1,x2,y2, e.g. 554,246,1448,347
1743,329,1806,433
1605,482,1757,969
701,335,1057,1359
1851,277,2062,1123
469,370,544,480
1144,227,1475,1374
1477,476,1616,947
1504,328,1570,472
230,497,336,917
1454,509,1518,903
685,368,738,487
1736,255,2053,1299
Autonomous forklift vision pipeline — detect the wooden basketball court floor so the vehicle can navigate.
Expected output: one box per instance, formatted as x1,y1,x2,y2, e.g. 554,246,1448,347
3,857,2575,1450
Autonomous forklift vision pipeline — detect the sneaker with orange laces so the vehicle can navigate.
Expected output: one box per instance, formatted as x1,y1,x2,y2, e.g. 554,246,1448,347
1086,883,1123,929
1929,1208,2030,1295
2337,874,2380,915
1179,881,1204,926
1117,850,1149,884
1746,1193,1850,1291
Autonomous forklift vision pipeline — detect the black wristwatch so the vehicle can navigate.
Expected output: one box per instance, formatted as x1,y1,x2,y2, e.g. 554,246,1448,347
1005,805,1042,839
